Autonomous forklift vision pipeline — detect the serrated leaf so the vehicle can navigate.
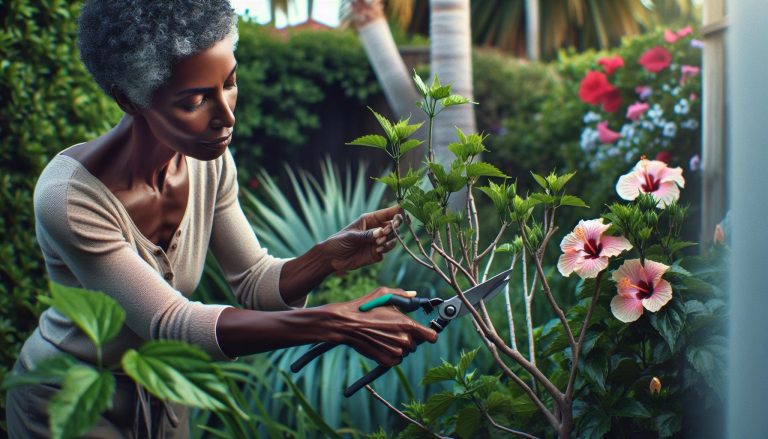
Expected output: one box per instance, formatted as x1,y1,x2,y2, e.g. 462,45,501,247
578,353,608,392
458,347,481,377
686,336,727,399
649,295,686,352
121,341,246,418
655,412,683,437
393,119,423,141
530,193,556,204
421,363,456,385
424,391,459,420
553,171,577,191
466,162,507,179
454,406,482,438
412,70,428,96
442,94,474,107
345,134,388,150
399,138,423,155
368,107,394,139
559,194,589,208
45,281,125,348
531,172,548,190
49,365,115,439
577,407,611,438
372,172,399,193
1,355,76,390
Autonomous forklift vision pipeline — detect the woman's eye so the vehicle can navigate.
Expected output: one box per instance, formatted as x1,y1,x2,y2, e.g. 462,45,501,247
225,81,237,90
183,97,207,111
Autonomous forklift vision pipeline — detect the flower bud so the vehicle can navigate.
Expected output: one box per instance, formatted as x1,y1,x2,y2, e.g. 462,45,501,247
650,377,662,395
713,224,725,244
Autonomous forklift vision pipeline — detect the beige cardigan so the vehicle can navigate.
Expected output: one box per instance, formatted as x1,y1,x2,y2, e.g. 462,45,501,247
20,148,295,368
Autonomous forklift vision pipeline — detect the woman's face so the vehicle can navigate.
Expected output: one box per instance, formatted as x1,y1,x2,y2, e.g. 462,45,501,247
140,37,238,161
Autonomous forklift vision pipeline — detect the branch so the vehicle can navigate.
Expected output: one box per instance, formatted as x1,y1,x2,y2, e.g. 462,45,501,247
393,227,433,269
565,272,604,400
476,223,508,262
365,386,449,439
477,403,541,439
431,243,476,285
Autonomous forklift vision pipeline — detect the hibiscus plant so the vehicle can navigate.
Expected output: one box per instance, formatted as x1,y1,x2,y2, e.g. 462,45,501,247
348,71,726,438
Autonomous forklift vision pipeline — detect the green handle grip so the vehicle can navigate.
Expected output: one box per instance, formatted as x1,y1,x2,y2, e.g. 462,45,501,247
359,294,394,312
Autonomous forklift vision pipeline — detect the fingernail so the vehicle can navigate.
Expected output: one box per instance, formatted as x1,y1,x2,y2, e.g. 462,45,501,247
376,246,384,252
376,236,386,244
373,227,382,238
405,290,417,297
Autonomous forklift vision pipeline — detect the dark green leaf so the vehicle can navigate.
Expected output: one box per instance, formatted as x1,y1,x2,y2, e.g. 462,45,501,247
454,406,482,438
421,362,456,385
577,407,611,439
49,365,115,439
612,398,651,418
424,391,459,420
686,336,727,399
649,295,686,352
578,353,608,392
458,347,481,377
121,341,245,418
1,355,76,390
44,281,125,348
655,412,683,437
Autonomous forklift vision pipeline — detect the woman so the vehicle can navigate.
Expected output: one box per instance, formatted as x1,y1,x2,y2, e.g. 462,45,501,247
6,1,437,437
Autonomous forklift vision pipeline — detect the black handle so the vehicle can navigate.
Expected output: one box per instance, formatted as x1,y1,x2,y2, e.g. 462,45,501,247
290,343,336,373
343,364,391,397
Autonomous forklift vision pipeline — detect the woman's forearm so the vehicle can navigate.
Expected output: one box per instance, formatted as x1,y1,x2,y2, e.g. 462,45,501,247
278,242,334,304
216,306,331,358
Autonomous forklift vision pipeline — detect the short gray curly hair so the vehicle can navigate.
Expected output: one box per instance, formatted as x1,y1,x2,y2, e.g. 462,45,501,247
78,0,239,108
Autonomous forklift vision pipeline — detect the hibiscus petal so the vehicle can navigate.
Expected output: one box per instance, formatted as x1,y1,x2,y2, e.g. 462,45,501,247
642,279,673,312
612,259,644,284
575,256,608,279
560,231,585,253
658,165,685,188
558,252,582,277
652,182,681,207
616,173,644,201
578,219,610,241
641,259,670,283
616,277,640,298
611,295,644,322
600,236,633,257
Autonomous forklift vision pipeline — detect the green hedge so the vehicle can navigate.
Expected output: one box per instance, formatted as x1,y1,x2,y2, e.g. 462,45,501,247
0,0,122,427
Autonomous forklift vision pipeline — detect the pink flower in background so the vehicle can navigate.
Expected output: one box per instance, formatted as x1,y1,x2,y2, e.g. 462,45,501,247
690,93,698,102
610,259,673,322
558,219,632,279
597,121,622,143
655,151,672,164
677,26,693,38
616,159,686,207
639,46,673,73
635,85,652,101
664,29,680,43
627,102,650,121
680,65,700,85
598,55,625,75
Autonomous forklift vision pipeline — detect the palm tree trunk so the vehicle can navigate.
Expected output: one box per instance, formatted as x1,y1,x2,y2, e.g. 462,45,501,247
430,0,475,166
526,0,540,60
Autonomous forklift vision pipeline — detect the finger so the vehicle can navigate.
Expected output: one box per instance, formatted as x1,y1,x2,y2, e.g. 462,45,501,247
367,205,402,228
377,239,396,254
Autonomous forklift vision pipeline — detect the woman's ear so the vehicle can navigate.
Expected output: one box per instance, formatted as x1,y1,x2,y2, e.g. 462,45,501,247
110,84,140,115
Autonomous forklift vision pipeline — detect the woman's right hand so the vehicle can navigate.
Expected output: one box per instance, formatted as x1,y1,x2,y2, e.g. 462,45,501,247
319,287,439,367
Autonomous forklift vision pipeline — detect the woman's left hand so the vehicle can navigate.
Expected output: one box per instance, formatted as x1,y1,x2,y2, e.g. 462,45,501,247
323,205,402,274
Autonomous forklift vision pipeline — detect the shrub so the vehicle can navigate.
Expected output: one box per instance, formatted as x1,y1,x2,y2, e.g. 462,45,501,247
0,1,121,425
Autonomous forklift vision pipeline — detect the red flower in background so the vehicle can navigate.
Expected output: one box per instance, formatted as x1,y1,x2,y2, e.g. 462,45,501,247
579,70,622,113
655,151,673,164
639,46,673,73
598,55,625,75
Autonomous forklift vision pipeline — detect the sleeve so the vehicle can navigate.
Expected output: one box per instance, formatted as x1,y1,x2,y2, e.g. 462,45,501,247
208,150,306,310
34,176,233,361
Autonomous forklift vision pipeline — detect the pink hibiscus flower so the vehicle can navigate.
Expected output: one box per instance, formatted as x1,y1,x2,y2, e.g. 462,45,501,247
610,259,673,322
664,29,680,44
639,46,673,73
626,102,650,121
558,219,632,279
680,65,700,85
616,159,685,207
598,55,625,75
597,121,622,144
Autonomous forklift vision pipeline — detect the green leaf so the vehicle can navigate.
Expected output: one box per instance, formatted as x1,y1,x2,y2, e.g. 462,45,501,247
121,341,246,418
465,162,508,179
368,107,394,139
649,295,686,352
1,355,76,390
399,138,423,155
372,172,399,194
612,399,652,418
49,365,115,439
531,172,548,190
454,406,482,438
279,370,342,439
458,347,481,377
393,119,423,141
553,171,577,192
421,362,456,385
559,194,589,208
44,281,125,348
530,193,556,204
578,353,608,392
655,412,683,437
577,407,611,439
442,94,474,107
412,70,428,97
686,335,727,399
424,391,459,420
345,134,388,150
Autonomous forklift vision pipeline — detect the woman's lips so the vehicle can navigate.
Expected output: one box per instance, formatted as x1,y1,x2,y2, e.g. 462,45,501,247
200,132,232,148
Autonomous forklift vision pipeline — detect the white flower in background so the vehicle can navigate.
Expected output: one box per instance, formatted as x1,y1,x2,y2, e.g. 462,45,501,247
663,122,677,138
647,104,664,122
681,119,699,130
580,127,599,152
583,111,602,124
642,120,655,131
673,99,690,115
671,86,681,96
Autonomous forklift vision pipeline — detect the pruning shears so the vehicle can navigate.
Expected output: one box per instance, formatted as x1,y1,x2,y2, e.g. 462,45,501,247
290,268,514,397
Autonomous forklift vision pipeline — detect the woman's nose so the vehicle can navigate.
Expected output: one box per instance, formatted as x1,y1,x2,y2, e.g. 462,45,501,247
210,92,235,129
